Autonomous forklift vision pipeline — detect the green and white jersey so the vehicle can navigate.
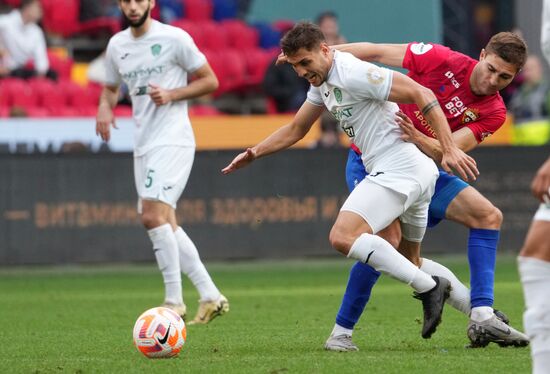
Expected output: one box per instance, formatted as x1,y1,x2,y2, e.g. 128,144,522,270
307,50,437,196
105,20,206,156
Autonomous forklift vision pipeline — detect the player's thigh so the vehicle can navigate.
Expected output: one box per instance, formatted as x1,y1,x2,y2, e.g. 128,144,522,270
134,146,195,213
445,186,501,229
337,179,406,236
520,204,550,261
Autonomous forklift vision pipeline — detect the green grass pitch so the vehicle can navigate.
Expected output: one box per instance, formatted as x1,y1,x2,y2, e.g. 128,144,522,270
0,255,531,373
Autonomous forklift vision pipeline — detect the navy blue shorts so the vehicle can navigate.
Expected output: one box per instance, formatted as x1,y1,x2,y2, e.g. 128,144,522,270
345,148,469,227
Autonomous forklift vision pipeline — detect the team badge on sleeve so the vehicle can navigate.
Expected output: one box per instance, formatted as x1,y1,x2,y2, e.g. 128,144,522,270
366,66,384,85
410,43,433,55
461,108,479,124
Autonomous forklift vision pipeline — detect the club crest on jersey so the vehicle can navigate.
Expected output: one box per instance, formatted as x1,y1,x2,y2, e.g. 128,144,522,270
461,108,479,124
151,44,162,57
367,66,384,85
334,88,343,103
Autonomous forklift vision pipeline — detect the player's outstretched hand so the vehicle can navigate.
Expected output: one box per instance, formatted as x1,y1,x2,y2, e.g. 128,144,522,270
531,157,550,203
96,106,117,142
396,111,421,144
148,83,172,106
441,146,479,182
222,148,257,174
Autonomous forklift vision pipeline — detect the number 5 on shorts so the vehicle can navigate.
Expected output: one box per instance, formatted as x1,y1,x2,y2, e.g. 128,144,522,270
145,169,155,188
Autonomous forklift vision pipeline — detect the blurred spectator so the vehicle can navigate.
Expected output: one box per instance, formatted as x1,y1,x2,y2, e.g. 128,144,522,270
80,0,120,21
263,56,309,113
237,0,253,19
0,0,56,80
316,11,346,46
509,55,550,123
310,111,343,149
509,55,550,145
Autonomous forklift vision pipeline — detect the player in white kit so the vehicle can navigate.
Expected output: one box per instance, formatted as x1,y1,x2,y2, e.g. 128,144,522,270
517,1,550,371
96,0,228,324
223,22,479,338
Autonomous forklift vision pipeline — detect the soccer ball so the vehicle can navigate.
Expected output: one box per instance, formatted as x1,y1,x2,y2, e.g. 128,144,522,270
132,307,187,358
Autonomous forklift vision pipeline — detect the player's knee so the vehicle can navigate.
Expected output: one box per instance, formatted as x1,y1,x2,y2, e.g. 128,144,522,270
328,226,354,255
483,205,503,228
468,203,503,229
379,231,400,249
141,212,166,230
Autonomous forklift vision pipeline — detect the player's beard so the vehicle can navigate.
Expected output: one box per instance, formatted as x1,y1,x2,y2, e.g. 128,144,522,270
123,5,150,29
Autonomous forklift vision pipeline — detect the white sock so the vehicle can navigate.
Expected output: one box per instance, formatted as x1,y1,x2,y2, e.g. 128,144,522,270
174,227,220,301
470,306,494,322
348,233,436,293
332,323,353,337
420,258,471,315
518,256,550,374
148,223,182,305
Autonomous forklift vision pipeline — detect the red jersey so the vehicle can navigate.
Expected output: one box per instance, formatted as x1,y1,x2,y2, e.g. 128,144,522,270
399,42,506,143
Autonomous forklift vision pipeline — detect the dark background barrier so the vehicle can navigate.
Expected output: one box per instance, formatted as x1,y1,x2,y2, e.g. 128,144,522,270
0,147,547,265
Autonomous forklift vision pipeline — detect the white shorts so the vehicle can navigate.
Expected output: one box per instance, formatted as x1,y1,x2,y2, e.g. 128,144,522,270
534,202,550,222
134,146,195,213
340,171,436,239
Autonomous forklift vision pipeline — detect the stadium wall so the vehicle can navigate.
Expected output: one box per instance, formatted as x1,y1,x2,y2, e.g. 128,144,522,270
0,147,546,265
248,0,443,44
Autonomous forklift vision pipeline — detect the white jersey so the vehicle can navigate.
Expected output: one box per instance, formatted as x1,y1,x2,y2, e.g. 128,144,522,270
307,50,437,196
104,20,206,156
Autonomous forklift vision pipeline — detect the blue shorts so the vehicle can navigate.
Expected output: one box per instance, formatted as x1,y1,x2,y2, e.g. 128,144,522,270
345,148,469,227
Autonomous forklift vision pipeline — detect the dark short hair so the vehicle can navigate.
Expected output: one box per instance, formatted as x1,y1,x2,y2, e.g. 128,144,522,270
280,21,326,57
485,32,528,71
19,0,39,10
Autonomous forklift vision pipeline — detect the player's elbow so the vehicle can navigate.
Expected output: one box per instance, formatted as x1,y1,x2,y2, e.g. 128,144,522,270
206,75,219,93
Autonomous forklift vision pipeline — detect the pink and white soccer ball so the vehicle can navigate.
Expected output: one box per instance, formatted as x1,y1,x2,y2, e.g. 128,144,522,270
132,307,186,358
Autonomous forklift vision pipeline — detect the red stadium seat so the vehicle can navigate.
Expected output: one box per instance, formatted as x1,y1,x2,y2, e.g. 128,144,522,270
189,104,220,116
221,20,259,49
114,105,133,117
218,49,246,92
242,48,276,86
62,82,101,108
0,106,10,117
184,0,214,21
171,20,205,49
202,49,225,95
201,21,228,50
23,106,50,117
48,106,81,117
9,80,39,108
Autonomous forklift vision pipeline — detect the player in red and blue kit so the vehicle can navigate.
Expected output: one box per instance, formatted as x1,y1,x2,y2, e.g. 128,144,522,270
325,32,529,350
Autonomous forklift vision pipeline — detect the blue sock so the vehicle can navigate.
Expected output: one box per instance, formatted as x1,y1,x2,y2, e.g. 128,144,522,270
335,262,381,329
468,228,499,308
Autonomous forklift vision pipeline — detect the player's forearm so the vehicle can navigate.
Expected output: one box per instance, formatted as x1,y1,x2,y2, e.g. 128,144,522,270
252,123,307,159
169,76,218,101
413,135,444,163
334,42,406,67
99,86,119,110
415,88,456,152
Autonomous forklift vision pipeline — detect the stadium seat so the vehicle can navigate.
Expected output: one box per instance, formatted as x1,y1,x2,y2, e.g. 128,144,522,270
171,20,205,49
202,49,225,95
41,0,120,38
8,80,39,108
242,48,276,86
212,0,238,21
114,105,133,117
218,49,246,92
23,106,50,117
272,19,295,33
221,20,259,49
48,106,81,117
183,0,213,21
159,0,185,23
201,21,228,50
62,81,101,108
0,106,10,118
252,22,281,49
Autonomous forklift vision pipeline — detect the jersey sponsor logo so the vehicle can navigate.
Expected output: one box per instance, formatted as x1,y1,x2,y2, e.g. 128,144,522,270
151,43,162,57
444,71,460,88
366,66,384,85
413,110,437,138
444,96,466,117
334,88,343,103
461,108,479,124
410,42,433,55
122,65,166,80
331,106,353,121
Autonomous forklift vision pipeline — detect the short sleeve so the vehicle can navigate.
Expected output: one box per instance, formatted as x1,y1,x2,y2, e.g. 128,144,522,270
104,41,122,86
465,110,507,143
402,43,450,73
306,85,324,106
345,61,393,101
174,29,207,73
